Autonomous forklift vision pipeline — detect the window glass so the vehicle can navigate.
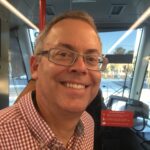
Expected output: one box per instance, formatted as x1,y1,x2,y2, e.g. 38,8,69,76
28,29,39,50
99,29,141,106
9,74,28,106
99,30,136,54
9,29,38,105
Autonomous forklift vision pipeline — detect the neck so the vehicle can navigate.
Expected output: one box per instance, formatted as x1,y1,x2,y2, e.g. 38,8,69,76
47,114,79,146
34,92,82,146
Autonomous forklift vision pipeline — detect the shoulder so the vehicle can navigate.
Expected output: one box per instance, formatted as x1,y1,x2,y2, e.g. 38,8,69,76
79,111,94,149
0,91,32,129
81,111,94,128
0,104,22,131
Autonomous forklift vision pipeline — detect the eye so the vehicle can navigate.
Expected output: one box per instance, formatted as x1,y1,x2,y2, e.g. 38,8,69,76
86,55,99,65
57,51,68,57
51,49,74,60
58,51,71,57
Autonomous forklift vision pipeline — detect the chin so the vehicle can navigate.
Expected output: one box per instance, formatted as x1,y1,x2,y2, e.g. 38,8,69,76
60,97,91,113
64,104,87,114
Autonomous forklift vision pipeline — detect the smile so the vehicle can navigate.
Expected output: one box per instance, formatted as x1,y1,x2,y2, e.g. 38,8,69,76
63,82,86,89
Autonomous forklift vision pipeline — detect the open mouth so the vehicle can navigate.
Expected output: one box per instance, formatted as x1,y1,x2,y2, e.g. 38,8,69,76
61,82,88,89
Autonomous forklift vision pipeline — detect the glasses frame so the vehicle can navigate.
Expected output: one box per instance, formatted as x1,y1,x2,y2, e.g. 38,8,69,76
37,48,108,71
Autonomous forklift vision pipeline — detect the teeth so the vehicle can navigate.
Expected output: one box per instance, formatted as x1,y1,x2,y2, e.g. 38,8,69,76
66,83,85,89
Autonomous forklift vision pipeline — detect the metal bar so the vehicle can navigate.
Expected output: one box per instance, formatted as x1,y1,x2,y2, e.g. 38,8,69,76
0,0,39,31
39,0,46,31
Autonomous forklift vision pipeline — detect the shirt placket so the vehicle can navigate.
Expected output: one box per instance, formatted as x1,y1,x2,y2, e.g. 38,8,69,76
47,138,66,150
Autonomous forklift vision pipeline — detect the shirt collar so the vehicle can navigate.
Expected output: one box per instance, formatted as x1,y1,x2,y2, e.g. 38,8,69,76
18,91,85,148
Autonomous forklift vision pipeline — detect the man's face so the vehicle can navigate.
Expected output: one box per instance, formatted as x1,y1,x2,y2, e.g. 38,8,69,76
31,19,102,114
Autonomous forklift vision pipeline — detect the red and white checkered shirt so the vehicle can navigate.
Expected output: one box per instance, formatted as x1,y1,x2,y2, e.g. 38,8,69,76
0,92,94,150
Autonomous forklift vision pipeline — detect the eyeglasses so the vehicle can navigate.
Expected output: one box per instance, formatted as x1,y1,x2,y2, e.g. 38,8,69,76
37,48,108,71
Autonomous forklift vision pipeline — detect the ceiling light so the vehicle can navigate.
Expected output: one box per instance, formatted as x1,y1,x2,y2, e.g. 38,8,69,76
46,5,55,16
110,4,126,15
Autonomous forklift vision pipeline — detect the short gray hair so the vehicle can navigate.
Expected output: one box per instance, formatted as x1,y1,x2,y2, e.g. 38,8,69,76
34,10,100,55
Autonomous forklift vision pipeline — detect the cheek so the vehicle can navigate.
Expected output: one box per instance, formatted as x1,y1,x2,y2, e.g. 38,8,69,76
93,72,101,85
90,72,101,99
37,59,66,82
36,59,53,83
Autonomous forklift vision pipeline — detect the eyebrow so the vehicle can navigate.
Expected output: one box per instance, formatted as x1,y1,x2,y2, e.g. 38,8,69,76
56,43,76,51
56,42,100,54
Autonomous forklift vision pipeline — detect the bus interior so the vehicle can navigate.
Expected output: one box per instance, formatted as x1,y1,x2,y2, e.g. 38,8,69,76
0,0,150,149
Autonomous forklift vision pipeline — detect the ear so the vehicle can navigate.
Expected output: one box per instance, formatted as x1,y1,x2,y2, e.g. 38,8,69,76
30,56,39,80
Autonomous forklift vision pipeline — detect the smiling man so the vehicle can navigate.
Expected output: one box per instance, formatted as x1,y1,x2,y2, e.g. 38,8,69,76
0,10,107,149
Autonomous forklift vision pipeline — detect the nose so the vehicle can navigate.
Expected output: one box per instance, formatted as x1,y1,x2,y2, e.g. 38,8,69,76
68,56,88,74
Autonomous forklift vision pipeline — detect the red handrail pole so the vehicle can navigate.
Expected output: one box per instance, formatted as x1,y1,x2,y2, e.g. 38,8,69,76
39,0,46,31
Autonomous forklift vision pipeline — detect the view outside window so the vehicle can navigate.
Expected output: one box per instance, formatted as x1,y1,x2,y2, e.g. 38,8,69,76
28,29,39,49
101,63,134,102
9,29,38,105
99,29,141,104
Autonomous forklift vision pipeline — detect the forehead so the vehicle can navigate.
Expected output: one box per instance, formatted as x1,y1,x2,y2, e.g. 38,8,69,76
43,19,102,53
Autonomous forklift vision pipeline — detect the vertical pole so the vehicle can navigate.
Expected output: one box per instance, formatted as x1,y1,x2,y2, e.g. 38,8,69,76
39,0,46,31
0,5,9,108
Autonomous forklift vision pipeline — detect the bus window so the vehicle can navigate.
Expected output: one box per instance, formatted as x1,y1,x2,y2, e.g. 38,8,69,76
9,28,38,105
100,29,142,106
